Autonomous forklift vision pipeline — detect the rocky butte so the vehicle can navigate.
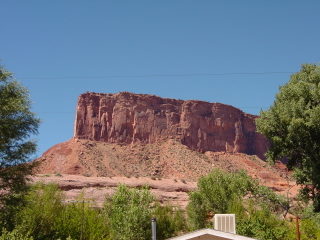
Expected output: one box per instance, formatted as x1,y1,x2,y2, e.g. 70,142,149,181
74,92,267,158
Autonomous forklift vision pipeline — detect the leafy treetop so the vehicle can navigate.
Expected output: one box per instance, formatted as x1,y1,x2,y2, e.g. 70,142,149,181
0,66,40,229
256,64,320,210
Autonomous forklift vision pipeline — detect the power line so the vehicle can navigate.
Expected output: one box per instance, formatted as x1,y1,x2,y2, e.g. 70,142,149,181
17,71,293,80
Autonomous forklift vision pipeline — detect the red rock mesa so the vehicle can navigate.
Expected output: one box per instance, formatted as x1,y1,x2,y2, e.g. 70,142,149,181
74,92,267,158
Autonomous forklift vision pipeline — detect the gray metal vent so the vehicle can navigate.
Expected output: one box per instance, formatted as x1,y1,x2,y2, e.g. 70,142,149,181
214,214,236,234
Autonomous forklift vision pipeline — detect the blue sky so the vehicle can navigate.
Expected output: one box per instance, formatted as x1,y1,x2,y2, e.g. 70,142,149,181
1,1,319,156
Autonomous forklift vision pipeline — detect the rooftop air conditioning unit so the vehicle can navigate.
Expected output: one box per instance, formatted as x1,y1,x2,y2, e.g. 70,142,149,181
214,214,236,234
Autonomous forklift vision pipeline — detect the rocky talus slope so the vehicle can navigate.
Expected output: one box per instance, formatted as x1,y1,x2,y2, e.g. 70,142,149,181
38,138,277,181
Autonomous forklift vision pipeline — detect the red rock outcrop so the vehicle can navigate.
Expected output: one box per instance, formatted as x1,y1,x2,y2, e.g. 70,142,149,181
74,92,267,158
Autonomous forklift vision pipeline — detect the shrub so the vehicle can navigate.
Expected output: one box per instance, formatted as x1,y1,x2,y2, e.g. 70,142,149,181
153,204,186,240
187,169,294,240
236,202,294,240
299,206,320,240
0,228,33,240
16,183,64,240
56,198,109,240
103,185,185,240
187,169,256,229
15,183,109,240
103,185,153,240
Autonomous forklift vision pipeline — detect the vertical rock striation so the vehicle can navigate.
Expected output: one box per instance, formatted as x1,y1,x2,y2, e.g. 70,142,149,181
74,92,267,158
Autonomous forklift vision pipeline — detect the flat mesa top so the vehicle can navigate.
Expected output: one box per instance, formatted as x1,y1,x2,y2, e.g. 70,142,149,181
78,91,255,117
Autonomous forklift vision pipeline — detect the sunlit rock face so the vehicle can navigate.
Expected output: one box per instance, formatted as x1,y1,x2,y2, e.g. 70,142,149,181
74,92,267,158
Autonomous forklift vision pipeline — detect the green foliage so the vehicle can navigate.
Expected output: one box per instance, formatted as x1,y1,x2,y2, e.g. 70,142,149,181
256,64,320,210
298,206,320,240
16,184,64,240
153,204,185,240
187,169,286,229
300,218,320,240
11,183,184,240
187,169,293,240
103,185,153,240
187,191,208,229
0,66,40,229
188,169,248,228
0,228,33,240
190,169,253,213
236,202,294,240
56,198,109,240
103,185,186,240
16,183,109,240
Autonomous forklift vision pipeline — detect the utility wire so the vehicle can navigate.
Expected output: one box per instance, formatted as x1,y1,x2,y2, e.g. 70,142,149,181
17,71,293,80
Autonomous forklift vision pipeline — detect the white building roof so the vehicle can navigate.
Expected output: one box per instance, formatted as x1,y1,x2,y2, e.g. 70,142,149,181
167,228,258,240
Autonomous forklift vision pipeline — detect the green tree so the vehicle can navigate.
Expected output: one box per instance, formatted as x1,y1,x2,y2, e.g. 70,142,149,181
256,64,320,211
187,169,291,240
0,66,39,228
187,169,286,229
103,185,153,240
103,185,185,240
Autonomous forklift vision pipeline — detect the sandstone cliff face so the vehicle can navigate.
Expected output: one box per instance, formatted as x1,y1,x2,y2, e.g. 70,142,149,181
74,92,267,158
